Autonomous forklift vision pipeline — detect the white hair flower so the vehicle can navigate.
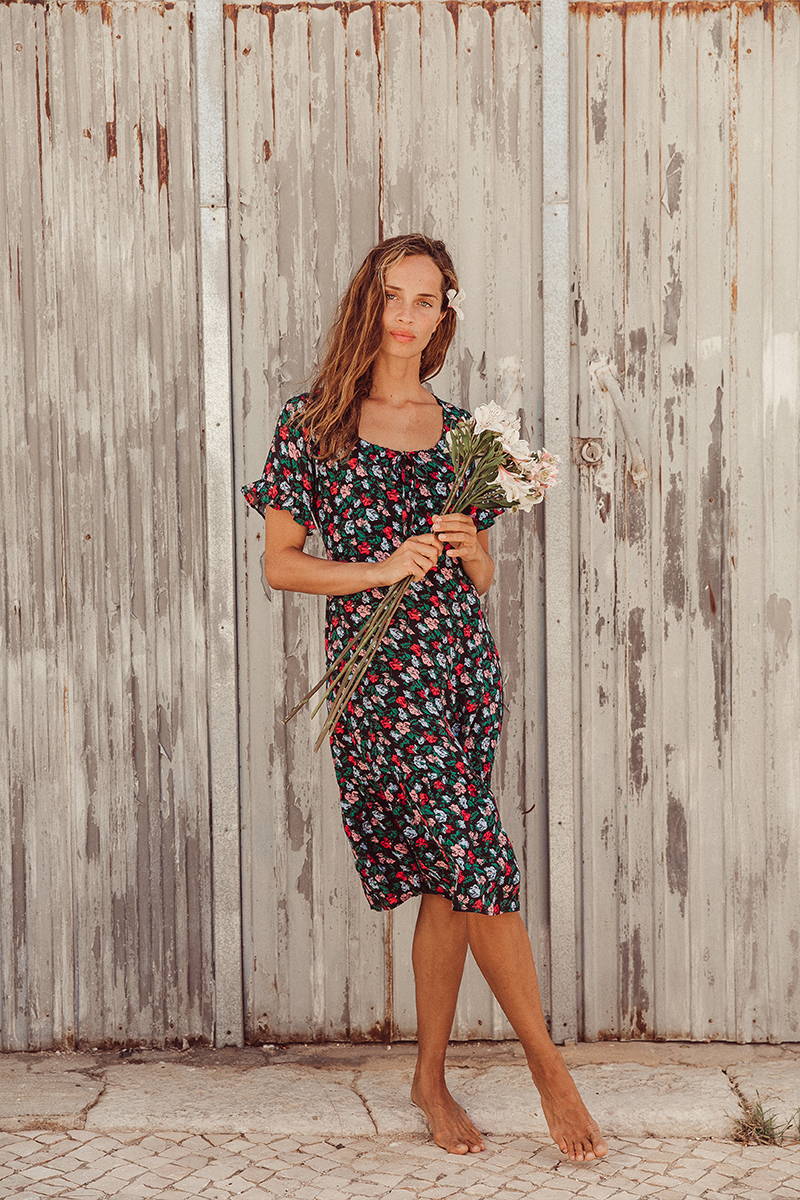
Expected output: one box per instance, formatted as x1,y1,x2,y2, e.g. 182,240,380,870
445,287,465,320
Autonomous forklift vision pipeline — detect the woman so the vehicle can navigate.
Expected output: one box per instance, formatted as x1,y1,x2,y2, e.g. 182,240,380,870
242,234,608,1163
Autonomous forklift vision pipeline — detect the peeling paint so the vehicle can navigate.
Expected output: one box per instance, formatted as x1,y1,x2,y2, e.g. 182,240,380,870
666,794,688,915
627,607,648,796
765,593,793,667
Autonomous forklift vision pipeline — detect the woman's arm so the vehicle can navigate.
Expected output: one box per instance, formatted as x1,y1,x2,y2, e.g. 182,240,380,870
263,509,386,595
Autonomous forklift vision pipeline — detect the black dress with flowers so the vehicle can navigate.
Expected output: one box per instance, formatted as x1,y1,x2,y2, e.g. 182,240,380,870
242,392,521,914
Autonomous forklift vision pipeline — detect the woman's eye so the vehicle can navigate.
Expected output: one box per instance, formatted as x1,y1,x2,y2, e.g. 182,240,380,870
385,293,431,307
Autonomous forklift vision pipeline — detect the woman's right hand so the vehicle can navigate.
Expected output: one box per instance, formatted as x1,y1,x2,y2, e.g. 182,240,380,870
374,533,443,586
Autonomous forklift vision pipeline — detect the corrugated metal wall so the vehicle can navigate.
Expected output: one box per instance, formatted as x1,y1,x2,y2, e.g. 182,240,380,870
571,0,799,1041
230,0,546,1042
3,0,798,1049
0,0,214,1049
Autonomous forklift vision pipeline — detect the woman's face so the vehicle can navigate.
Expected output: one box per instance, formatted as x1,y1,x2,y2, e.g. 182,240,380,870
379,253,447,356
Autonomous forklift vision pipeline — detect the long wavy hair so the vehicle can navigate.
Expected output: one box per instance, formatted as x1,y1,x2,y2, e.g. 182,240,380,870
297,234,460,462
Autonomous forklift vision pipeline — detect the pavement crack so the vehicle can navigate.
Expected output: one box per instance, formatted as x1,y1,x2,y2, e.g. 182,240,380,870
350,1070,378,1134
76,1068,108,1128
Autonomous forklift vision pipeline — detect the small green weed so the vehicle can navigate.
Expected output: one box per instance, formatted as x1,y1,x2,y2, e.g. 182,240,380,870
731,1090,800,1146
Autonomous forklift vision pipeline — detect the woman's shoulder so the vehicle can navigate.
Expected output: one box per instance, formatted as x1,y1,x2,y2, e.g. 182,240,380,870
270,392,314,441
280,392,311,420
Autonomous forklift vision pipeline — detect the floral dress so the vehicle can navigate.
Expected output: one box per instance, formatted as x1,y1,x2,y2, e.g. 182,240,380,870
241,392,521,914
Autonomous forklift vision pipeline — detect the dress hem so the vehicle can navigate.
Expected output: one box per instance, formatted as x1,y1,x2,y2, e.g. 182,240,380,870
366,888,521,916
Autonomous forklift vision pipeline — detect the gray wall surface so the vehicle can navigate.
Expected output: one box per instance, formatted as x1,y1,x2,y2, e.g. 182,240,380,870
1,0,214,1049
2,0,797,1049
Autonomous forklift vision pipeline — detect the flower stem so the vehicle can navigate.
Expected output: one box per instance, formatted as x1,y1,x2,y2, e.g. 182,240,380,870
313,577,412,751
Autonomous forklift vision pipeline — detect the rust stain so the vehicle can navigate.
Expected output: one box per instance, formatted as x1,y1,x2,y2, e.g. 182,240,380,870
728,6,739,312
106,83,118,161
134,121,144,190
156,116,169,190
620,927,650,1037
223,0,535,11
34,39,45,197
572,0,784,15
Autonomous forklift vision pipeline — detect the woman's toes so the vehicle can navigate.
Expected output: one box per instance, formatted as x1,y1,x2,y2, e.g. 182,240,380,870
581,1139,596,1160
438,1137,468,1154
592,1136,609,1158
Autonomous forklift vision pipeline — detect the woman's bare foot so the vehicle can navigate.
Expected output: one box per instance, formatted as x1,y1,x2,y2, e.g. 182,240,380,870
410,1072,486,1154
529,1051,609,1162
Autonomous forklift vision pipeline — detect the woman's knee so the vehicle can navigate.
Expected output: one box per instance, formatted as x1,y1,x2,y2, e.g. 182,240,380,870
420,893,468,924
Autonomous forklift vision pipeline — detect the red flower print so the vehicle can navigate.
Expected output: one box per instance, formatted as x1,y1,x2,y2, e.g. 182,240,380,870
242,393,521,917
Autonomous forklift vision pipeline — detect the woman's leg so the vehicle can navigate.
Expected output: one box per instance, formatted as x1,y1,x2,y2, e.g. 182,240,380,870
410,894,486,1154
465,911,609,1162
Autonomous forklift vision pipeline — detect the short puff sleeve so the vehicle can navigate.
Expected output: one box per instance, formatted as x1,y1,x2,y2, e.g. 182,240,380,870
241,395,318,535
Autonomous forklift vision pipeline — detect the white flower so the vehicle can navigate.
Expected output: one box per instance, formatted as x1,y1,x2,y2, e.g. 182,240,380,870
496,465,544,511
446,287,465,320
472,401,521,448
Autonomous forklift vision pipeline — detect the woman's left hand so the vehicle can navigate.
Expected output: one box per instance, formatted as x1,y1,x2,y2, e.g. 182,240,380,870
431,513,482,564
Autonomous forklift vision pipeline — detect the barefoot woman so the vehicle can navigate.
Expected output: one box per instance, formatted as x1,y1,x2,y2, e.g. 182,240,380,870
242,234,608,1163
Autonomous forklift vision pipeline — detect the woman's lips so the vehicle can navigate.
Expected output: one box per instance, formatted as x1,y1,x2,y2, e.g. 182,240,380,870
391,331,415,342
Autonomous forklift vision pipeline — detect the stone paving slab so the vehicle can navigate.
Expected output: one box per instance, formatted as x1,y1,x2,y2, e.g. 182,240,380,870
1,1128,800,1199
0,1064,103,1133
568,1064,740,1139
357,1063,739,1140
84,1065,375,1137
728,1063,800,1130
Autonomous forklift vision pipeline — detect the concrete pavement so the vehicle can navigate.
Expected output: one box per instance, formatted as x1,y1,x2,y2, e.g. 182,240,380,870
0,1041,798,1197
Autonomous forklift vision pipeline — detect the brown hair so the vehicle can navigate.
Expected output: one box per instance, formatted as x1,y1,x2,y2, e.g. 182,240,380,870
297,234,460,461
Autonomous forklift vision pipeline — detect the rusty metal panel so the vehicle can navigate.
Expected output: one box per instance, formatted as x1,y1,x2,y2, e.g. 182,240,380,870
572,0,800,1041
231,0,546,1043
0,0,214,1049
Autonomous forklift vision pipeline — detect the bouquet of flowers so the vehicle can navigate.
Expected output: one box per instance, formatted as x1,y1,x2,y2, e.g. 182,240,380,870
285,400,560,751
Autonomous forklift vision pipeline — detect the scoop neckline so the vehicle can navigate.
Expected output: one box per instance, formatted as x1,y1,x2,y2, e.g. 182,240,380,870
357,394,448,455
